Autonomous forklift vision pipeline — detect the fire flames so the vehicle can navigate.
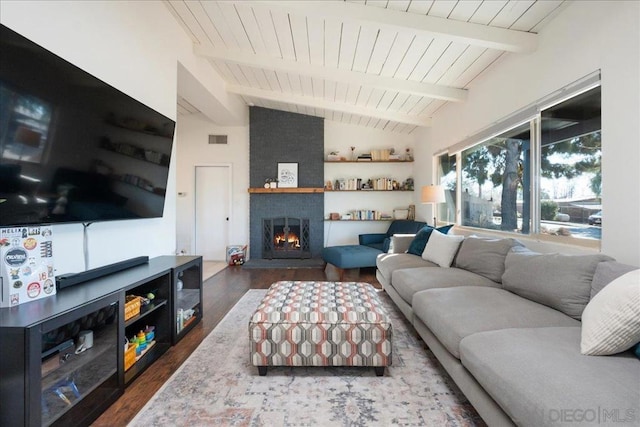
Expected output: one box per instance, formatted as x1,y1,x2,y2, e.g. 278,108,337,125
274,232,300,248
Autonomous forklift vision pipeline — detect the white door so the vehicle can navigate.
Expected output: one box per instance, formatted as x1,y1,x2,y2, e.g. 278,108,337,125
195,165,230,261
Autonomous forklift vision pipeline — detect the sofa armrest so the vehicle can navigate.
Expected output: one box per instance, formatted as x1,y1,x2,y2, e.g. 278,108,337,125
359,233,387,246
388,234,416,253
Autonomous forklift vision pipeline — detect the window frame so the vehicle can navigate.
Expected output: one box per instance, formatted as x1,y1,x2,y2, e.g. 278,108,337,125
442,72,601,248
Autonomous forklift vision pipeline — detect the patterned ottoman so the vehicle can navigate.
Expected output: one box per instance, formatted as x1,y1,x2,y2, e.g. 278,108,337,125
249,281,392,376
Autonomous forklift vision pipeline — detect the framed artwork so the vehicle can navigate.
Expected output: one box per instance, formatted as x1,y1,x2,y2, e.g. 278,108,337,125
277,163,298,188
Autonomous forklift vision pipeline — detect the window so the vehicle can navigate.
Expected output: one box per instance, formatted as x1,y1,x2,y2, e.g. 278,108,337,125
461,121,531,234
444,77,601,244
540,86,601,240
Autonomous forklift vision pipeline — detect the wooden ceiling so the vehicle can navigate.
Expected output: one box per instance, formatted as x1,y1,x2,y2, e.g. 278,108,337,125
167,0,567,133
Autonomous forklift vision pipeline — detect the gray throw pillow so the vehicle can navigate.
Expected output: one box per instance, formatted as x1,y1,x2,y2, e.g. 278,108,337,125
388,234,416,254
454,236,522,283
590,261,638,299
502,251,614,320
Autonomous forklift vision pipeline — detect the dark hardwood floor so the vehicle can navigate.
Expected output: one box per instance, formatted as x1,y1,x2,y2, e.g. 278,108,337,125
92,264,380,426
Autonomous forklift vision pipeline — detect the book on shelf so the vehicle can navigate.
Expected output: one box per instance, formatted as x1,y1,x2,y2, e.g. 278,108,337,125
371,177,394,190
348,209,385,220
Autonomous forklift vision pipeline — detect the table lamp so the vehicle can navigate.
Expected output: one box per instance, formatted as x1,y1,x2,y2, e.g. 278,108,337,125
421,185,445,227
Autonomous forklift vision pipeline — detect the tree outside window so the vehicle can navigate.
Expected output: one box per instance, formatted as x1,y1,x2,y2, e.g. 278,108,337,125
461,122,530,234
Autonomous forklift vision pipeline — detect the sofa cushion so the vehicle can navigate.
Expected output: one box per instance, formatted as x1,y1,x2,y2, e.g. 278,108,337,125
406,224,453,256
454,236,522,283
413,287,579,359
388,234,415,254
391,267,499,307
460,327,640,426
376,253,436,285
590,260,638,298
421,230,464,268
581,269,640,355
502,251,614,320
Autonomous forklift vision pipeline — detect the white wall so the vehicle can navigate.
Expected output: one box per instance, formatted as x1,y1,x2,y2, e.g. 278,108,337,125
175,114,250,256
324,120,417,246
413,1,640,266
0,1,246,274
174,116,418,251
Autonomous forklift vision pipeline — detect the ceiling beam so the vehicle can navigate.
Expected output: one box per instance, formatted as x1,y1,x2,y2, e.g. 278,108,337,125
195,46,467,102
177,63,248,125
244,1,538,53
226,85,432,127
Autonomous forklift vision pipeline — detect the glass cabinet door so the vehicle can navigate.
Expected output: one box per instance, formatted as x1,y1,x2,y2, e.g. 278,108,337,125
173,260,202,342
39,297,120,426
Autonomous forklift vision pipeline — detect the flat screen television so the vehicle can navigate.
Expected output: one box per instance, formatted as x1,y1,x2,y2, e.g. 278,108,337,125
0,24,176,227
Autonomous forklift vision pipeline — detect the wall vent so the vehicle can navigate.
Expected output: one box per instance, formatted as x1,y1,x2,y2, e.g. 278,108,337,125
208,135,228,144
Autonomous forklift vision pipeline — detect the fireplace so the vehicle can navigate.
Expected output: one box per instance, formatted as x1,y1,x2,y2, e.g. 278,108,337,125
263,217,311,259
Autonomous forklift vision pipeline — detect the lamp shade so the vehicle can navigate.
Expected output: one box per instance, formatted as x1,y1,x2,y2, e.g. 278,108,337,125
421,185,445,204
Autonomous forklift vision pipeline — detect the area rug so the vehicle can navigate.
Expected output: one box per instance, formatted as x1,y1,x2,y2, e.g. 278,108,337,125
129,289,485,426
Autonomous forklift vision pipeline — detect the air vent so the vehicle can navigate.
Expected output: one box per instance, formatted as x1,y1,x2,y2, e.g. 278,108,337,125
208,135,228,145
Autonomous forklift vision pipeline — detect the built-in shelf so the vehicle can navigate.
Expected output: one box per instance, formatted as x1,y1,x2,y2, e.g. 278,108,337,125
324,219,394,222
325,160,413,163
324,189,413,192
248,187,324,193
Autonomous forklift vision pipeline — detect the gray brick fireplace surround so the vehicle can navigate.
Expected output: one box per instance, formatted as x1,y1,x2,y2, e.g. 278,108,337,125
249,107,324,259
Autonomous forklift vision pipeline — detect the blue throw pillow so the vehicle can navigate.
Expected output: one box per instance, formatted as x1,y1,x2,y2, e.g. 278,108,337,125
407,224,453,256
635,343,640,360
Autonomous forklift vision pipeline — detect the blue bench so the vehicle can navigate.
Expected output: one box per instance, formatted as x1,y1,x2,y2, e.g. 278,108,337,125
322,245,383,280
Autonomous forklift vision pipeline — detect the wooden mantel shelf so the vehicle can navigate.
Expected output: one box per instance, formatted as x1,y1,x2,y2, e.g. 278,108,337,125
248,187,324,194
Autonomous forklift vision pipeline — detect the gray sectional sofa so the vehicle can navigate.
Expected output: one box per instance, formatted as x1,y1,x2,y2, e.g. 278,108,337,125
376,231,640,426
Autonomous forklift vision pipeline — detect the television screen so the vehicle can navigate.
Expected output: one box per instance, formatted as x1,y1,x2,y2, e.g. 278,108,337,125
0,24,175,227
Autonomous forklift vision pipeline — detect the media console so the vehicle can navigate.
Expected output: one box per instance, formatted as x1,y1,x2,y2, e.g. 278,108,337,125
0,255,202,427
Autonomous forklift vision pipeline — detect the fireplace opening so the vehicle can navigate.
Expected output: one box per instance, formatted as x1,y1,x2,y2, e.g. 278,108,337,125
274,226,300,249
263,217,310,259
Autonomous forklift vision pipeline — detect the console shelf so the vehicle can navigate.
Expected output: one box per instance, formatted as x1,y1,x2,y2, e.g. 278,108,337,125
123,342,170,385
124,299,168,327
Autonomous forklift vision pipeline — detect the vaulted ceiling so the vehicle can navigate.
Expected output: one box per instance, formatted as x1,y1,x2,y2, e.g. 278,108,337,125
166,0,567,133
